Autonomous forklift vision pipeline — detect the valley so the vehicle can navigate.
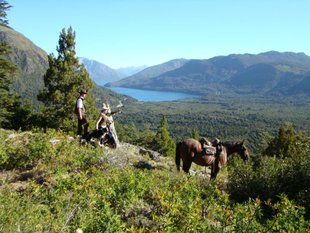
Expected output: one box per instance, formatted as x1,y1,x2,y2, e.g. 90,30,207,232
114,93,310,154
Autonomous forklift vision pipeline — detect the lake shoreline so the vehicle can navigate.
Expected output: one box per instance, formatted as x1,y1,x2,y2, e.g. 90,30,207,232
107,86,199,102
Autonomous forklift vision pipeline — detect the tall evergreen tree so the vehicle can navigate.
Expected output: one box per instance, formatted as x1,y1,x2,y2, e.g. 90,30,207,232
0,41,18,127
265,122,298,159
0,0,21,128
192,127,200,140
38,27,96,132
0,0,11,26
154,115,175,156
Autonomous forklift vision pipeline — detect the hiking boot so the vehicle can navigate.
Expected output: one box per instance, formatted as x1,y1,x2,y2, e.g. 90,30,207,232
90,138,96,148
80,138,87,145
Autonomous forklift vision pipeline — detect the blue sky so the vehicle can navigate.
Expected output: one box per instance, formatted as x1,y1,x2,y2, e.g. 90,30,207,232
8,0,310,69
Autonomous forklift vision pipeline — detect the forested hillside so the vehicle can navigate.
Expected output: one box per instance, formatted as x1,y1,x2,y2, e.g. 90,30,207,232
107,51,310,96
0,25,48,103
106,58,188,88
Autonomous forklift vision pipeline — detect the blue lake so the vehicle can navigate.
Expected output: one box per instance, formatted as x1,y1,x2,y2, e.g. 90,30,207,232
108,87,199,102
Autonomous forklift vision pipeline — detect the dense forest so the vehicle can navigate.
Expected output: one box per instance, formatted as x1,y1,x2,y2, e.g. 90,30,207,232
0,1,309,231
115,94,310,154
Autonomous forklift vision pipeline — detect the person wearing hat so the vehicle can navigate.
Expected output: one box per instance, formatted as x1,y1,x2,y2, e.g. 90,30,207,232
96,103,110,131
85,102,120,147
75,89,89,137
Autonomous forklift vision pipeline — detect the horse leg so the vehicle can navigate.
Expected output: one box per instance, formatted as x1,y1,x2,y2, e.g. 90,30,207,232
182,152,194,173
175,142,182,171
210,163,219,180
182,160,192,173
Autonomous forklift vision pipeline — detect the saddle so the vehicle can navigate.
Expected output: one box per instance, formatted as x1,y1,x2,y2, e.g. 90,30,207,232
203,145,217,156
200,137,222,157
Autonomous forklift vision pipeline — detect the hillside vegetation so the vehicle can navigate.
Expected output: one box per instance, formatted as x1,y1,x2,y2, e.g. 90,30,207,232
0,25,48,103
0,125,309,232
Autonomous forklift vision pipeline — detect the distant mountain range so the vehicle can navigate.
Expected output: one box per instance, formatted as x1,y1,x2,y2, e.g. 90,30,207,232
1,24,309,101
79,57,147,86
106,52,310,96
79,57,125,86
106,59,188,88
116,65,148,77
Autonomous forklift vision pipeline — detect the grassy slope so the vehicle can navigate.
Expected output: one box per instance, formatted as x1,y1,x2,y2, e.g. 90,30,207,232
0,129,308,232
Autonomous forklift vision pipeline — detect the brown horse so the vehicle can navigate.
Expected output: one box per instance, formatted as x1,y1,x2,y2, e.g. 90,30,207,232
175,138,249,180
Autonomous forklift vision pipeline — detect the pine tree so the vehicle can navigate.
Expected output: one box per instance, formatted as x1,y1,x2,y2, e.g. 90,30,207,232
154,115,175,156
0,0,11,26
0,1,20,128
265,122,298,159
0,41,18,127
38,27,96,132
192,127,200,140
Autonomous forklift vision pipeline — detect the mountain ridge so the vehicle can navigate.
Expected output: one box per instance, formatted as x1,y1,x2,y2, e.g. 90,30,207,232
79,57,125,86
106,51,310,96
105,58,189,88
1,24,309,99
79,58,148,86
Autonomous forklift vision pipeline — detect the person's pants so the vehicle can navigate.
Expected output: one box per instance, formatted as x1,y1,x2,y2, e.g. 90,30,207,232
77,117,89,136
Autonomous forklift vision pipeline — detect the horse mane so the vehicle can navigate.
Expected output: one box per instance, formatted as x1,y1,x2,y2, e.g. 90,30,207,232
221,141,240,150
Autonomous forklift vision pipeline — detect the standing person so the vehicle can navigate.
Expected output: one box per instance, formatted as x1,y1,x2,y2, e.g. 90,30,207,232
107,103,120,147
75,89,89,138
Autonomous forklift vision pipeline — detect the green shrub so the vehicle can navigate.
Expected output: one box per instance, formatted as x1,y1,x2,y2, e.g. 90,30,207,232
264,195,309,232
0,130,55,170
227,125,310,219
0,128,309,232
0,130,9,167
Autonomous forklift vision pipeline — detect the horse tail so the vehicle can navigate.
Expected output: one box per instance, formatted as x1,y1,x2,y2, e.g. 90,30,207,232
175,142,182,171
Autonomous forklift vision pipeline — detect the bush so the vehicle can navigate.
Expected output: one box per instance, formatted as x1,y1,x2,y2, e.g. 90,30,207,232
0,128,309,232
0,130,54,170
227,124,310,218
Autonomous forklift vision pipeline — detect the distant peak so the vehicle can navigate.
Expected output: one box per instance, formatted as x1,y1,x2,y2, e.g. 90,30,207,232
260,51,307,57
